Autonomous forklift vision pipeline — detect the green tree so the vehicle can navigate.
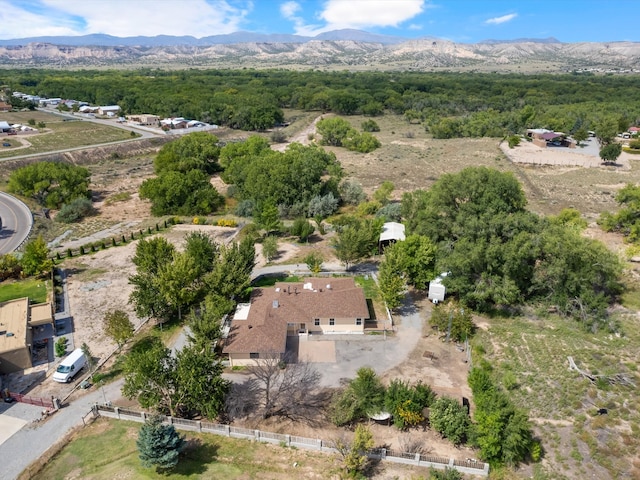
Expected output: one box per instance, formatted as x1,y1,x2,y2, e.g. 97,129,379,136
154,132,221,174
332,217,383,271
430,301,475,343
132,237,176,275
137,415,185,472
429,396,470,445
103,309,135,349
55,337,68,357
339,180,366,206
8,162,90,208
378,245,406,310
255,203,282,234
184,230,219,279
186,294,232,350
139,170,224,216
317,117,354,146
204,239,255,300
262,236,278,263
599,142,622,165
573,127,589,146
290,217,315,242
174,344,230,419
156,252,200,321
594,116,618,147
20,236,53,277
384,379,436,430
304,251,324,274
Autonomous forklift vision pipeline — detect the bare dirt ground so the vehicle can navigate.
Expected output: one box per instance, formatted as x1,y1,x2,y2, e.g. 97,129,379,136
500,139,632,170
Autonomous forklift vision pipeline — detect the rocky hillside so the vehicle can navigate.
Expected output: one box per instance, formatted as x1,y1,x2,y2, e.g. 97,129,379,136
1,39,639,72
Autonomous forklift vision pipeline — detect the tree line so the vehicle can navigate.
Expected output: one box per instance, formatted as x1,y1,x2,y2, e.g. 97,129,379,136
5,69,640,135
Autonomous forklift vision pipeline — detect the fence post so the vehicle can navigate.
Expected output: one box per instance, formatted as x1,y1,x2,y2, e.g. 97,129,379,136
483,463,490,475
167,416,173,425
225,425,231,437
197,421,202,432
115,407,120,419
415,453,420,464
286,434,291,447
449,458,454,467
318,439,322,451
381,448,386,459
141,412,146,421
255,430,260,441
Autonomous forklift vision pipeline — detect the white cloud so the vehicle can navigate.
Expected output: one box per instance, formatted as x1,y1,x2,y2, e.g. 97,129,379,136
485,13,517,25
280,1,301,19
291,0,426,36
0,0,252,39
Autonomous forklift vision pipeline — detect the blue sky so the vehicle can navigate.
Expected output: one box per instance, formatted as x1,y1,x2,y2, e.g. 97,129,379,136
0,0,638,42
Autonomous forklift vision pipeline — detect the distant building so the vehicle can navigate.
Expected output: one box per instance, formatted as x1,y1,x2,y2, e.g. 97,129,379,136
98,105,121,116
0,298,53,374
127,114,160,126
0,102,11,112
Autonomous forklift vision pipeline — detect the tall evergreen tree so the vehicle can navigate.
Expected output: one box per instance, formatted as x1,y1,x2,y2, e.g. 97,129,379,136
137,415,185,472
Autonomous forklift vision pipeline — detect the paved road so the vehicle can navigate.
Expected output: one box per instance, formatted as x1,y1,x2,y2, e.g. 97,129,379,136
0,192,33,254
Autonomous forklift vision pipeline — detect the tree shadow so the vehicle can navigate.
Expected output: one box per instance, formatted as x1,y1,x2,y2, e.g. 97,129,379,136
172,437,219,476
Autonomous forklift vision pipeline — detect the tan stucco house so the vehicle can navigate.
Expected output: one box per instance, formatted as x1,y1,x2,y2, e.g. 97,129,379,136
222,277,369,366
0,298,53,374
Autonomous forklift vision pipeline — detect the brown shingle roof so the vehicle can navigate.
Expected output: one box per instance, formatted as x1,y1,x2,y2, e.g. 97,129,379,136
222,277,369,355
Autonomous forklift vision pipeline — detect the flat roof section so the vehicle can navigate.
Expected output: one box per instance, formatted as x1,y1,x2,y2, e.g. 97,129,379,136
0,298,28,354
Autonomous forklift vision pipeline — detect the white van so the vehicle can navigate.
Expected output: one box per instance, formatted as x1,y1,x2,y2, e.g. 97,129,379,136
53,348,86,383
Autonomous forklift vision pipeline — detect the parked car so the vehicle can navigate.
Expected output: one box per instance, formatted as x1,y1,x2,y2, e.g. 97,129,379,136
2,142,10,147
53,348,86,383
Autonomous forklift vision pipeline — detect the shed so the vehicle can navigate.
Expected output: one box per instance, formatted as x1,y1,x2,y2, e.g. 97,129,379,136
379,222,405,252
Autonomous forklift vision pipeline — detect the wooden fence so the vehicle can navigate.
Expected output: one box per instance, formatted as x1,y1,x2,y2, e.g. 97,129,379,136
93,404,489,477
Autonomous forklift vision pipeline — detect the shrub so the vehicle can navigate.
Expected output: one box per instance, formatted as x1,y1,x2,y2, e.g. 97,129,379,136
270,129,287,143
235,199,255,217
308,193,339,218
56,197,96,223
343,131,381,153
507,135,521,148
339,180,366,206
192,216,207,225
0,254,22,281
55,337,68,357
217,218,237,227
376,202,402,222
361,119,380,132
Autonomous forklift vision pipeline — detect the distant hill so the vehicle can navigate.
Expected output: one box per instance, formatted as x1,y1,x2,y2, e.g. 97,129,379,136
0,29,405,47
0,31,638,73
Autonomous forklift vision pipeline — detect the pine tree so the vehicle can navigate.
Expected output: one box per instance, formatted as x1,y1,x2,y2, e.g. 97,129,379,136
137,415,185,472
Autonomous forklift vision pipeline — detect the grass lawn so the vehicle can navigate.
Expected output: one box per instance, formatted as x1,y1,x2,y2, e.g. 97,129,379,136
0,278,49,303
31,418,344,480
0,112,136,159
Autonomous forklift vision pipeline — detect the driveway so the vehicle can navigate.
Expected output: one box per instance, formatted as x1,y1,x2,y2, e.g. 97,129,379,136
0,378,124,480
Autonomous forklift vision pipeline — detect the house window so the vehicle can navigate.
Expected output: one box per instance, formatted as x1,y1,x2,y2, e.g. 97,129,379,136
314,318,320,326
356,318,362,325
250,352,259,359
329,318,335,326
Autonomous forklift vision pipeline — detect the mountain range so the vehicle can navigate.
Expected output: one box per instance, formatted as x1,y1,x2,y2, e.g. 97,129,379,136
0,30,638,72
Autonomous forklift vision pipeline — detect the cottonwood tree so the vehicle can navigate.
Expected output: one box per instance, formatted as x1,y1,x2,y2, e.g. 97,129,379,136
123,337,229,419
186,294,232,351
103,309,134,349
156,252,200,321
137,415,185,472
248,352,322,420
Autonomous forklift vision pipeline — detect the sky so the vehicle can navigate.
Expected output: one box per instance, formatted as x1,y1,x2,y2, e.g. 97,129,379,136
0,0,638,43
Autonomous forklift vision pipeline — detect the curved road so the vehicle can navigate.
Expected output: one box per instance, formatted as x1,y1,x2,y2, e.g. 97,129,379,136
0,192,33,254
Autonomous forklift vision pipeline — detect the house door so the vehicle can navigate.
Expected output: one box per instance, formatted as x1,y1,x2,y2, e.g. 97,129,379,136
298,323,307,334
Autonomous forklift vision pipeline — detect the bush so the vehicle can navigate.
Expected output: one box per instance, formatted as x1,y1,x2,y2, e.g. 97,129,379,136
343,131,381,153
376,203,402,222
235,199,255,217
55,337,68,357
56,197,96,223
308,193,339,218
0,254,22,281
192,216,207,225
507,135,521,148
217,218,237,227
339,180,366,206
270,129,287,143
361,119,380,132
